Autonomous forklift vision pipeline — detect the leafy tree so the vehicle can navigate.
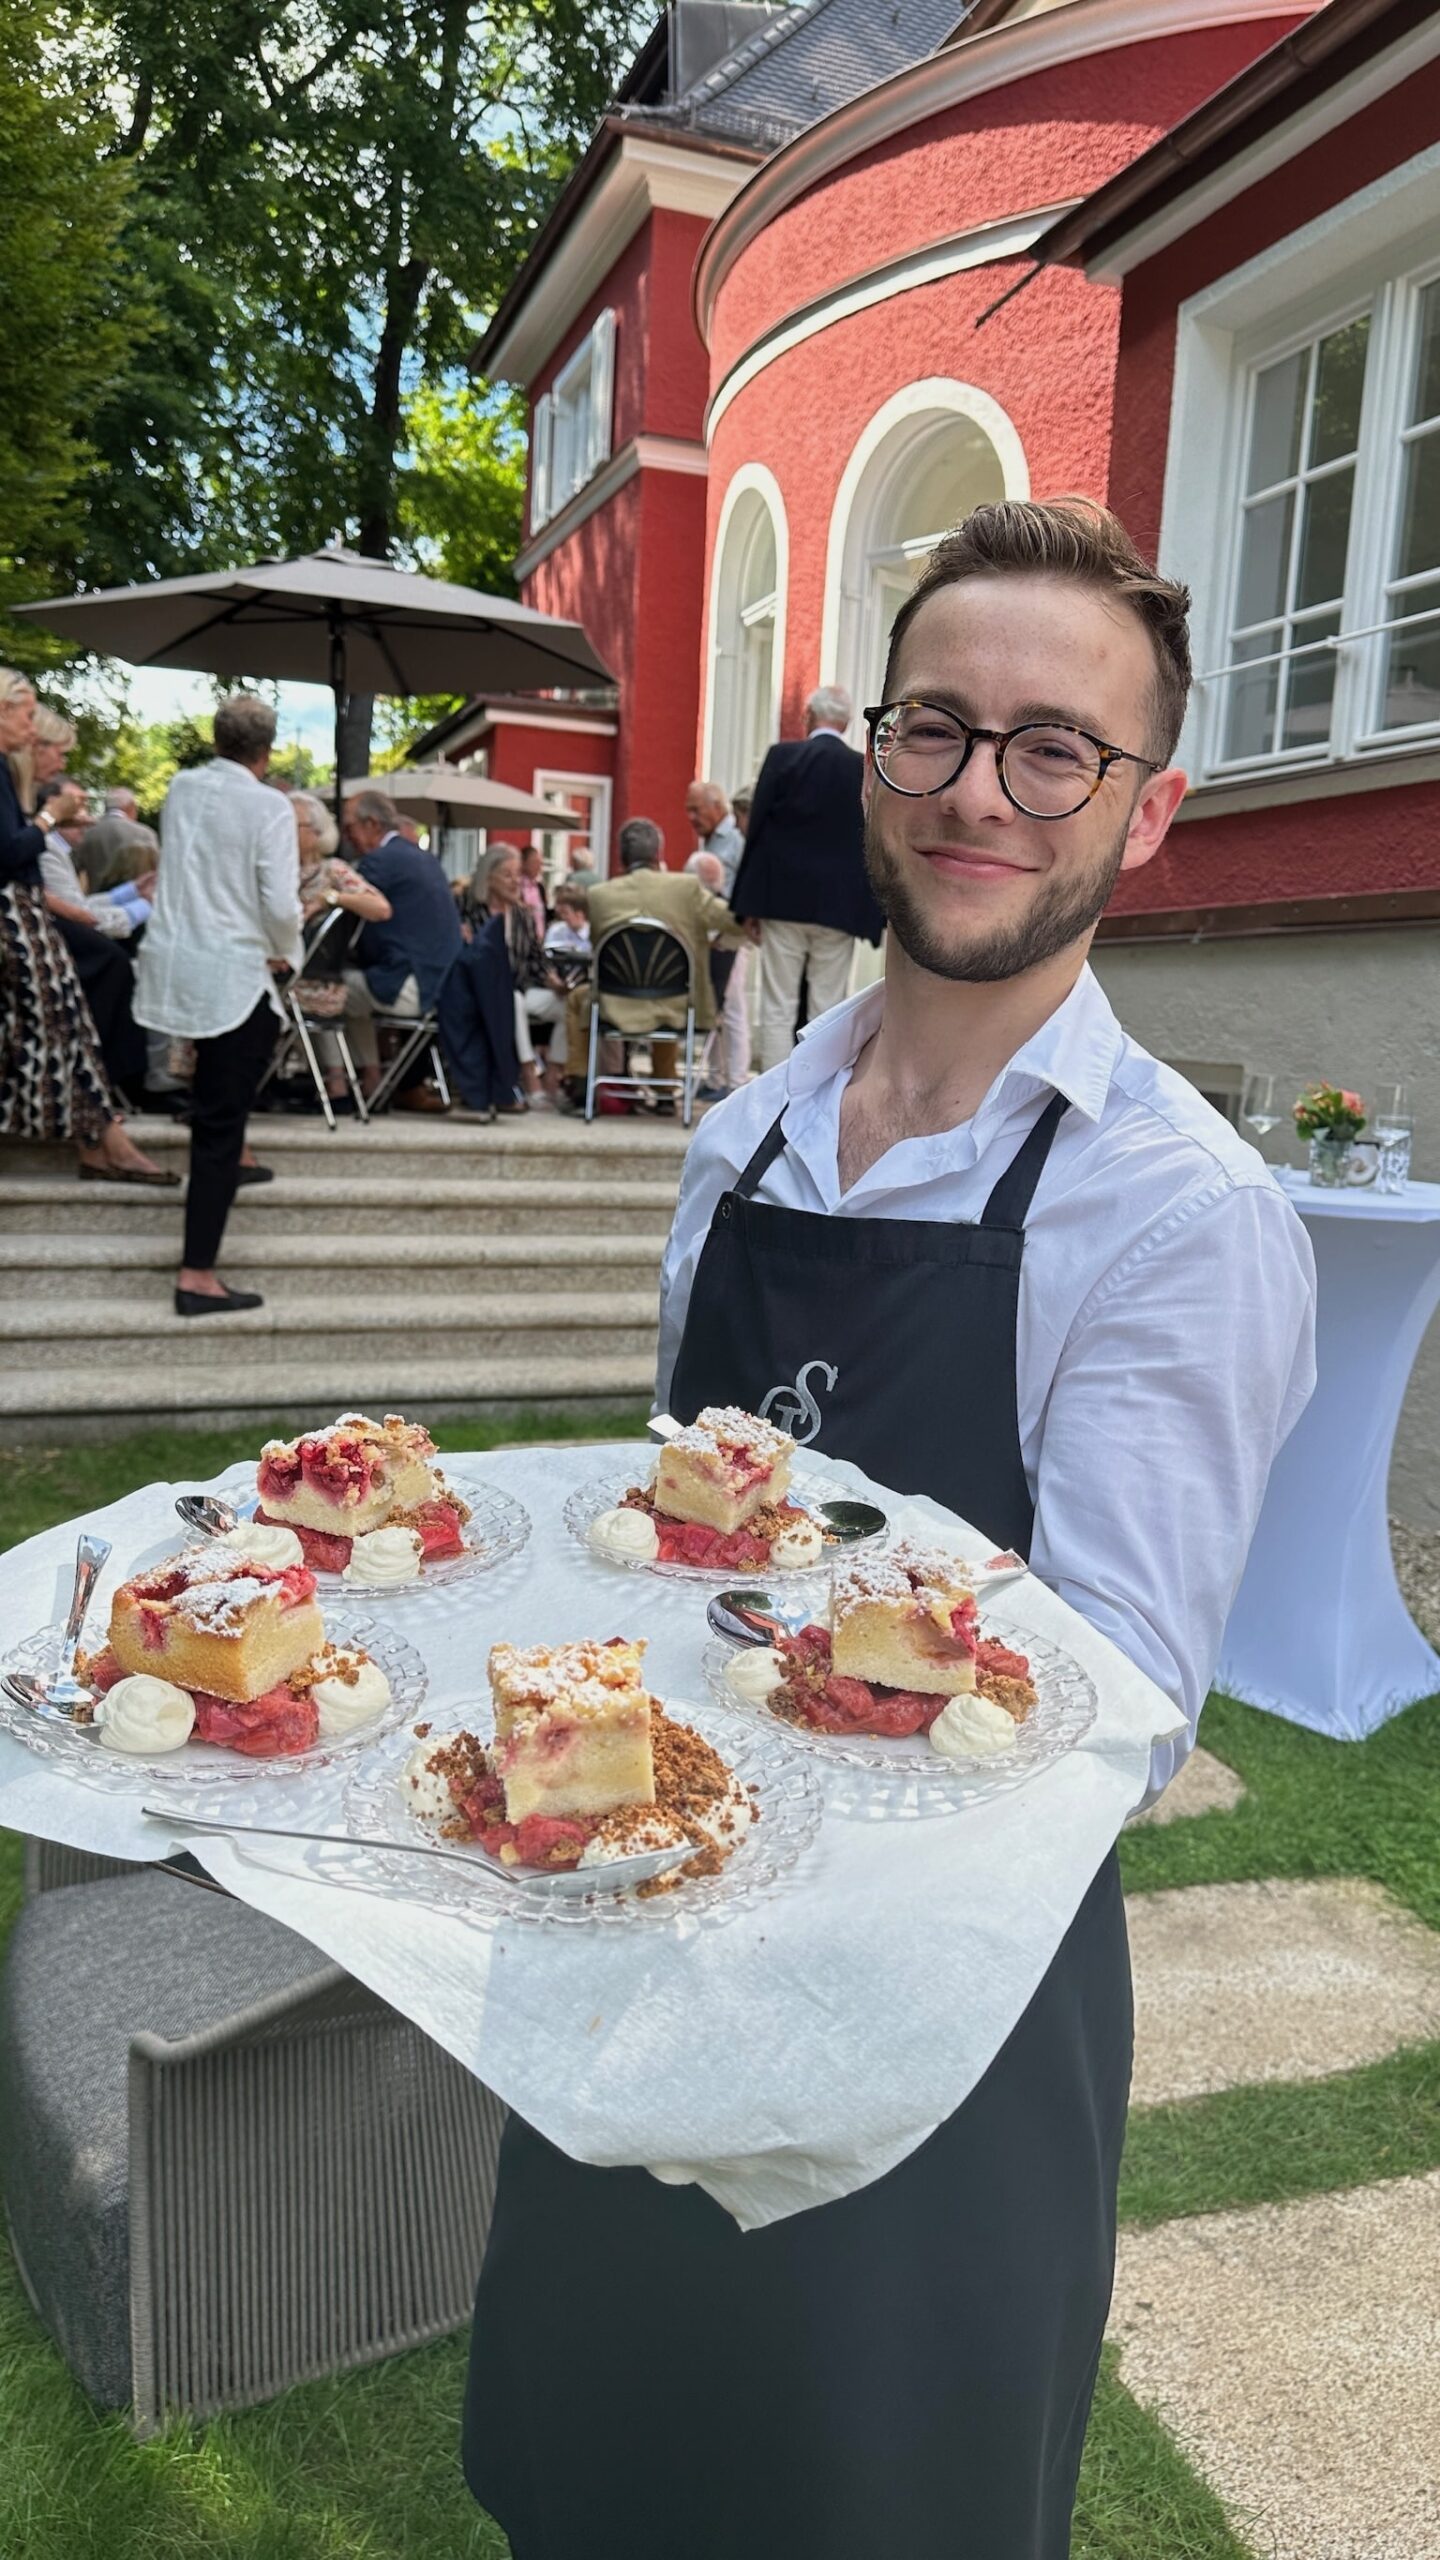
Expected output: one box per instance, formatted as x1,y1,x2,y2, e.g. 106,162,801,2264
398,382,528,597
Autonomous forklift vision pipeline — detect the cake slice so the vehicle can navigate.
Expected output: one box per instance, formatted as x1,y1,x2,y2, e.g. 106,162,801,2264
256,1412,439,1538
830,1545,979,1697
109,1555,325,1704
487,1637,655,1824
654,1407,795,1533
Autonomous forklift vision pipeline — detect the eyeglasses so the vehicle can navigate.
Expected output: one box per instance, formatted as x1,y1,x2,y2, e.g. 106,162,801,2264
863,700,1161,820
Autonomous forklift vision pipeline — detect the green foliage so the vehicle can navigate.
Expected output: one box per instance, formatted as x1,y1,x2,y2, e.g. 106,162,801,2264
398,383,527,596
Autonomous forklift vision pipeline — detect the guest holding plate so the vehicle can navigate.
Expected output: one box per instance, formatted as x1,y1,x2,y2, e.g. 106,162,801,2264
462,500,1317,2560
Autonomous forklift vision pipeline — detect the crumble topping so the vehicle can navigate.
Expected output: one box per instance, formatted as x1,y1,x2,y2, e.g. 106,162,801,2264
665,1406,794,1470
832,1542,976,1611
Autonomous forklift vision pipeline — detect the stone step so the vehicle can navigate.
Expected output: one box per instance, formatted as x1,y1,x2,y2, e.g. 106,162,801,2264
0,1348,658,1421
0,1175,683,1238
1127,1877,1440,2110
0,1291,659,1381
0,1232,671,1303
1110,2173,1440,2560
0,1112,694,1189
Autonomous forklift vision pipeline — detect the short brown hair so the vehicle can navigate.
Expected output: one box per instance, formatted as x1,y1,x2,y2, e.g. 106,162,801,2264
883,497,1192,763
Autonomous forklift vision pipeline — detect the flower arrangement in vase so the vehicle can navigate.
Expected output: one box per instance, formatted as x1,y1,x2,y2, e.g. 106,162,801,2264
1293,1083,1366,1185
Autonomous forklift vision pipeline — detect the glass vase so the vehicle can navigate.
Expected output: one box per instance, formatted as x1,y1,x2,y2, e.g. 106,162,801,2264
1308,1132,1355,1186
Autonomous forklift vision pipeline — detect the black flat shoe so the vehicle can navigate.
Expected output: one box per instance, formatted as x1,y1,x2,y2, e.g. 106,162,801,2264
79,1162,182,1187
174,1285,264,1317
234,1163,275,1185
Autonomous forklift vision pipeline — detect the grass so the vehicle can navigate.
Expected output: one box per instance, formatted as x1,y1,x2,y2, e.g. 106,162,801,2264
2,1425,1436,2557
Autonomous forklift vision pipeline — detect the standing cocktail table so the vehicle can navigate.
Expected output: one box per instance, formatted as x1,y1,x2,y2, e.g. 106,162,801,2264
1217,1173,1440,1737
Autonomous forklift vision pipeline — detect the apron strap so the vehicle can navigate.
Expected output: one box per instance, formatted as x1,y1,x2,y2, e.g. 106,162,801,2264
734,1111,790,1201
980,1092,1069,1228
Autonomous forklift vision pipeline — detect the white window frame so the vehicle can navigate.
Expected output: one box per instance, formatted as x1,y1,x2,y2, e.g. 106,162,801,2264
1158,142,1440,783
528,308,616,534
530,768,613,889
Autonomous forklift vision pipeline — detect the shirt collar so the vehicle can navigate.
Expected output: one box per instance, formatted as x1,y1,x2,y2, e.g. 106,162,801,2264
783,964,1122,1128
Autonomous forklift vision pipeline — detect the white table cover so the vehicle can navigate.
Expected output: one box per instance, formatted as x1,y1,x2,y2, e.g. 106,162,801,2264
1217,1172,1440,1738
0,1443,1182,2230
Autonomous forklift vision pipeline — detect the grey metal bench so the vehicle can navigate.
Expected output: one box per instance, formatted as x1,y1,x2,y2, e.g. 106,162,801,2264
1,1846,506,2432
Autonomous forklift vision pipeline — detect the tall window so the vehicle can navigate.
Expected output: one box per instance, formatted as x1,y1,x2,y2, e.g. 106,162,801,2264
1203,258,1440,774
709,480,784,795
531,309,617,532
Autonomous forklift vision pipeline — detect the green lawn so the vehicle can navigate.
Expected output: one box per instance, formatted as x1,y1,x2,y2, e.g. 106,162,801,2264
2,1422,1436,2559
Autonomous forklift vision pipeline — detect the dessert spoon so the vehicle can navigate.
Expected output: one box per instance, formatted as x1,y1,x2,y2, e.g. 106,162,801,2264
175,1491,241,1538
146,1807,701,1894
707,1588,814,1648
3,1533,111,1722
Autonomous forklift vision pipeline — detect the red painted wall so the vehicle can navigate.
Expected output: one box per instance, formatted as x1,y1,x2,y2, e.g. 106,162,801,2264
481,719,616,862
1106,58,1440,913
707,21,1300,384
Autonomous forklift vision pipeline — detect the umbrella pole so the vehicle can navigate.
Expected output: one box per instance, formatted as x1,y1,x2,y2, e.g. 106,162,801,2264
330,620,346,802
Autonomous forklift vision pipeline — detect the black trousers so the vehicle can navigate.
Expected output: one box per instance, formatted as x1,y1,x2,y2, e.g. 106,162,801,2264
49,914,145,1100
182,995,277,1269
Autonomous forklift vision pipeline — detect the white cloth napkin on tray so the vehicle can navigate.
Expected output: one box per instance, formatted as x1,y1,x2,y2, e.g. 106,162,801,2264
0,1441,1182,2229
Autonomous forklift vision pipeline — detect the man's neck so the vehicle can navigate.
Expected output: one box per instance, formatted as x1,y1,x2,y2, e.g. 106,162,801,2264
837,933,1090,1192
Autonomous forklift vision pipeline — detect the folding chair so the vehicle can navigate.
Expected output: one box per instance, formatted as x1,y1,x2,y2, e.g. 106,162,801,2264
256,905,369,1131
366,1006,451,1116
584,916,697,1126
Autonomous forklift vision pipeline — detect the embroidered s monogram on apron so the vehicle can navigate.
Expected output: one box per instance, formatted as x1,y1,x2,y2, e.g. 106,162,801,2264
757,1357,837,1444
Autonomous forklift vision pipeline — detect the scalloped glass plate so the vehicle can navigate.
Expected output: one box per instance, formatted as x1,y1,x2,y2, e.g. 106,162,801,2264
0,1612,427,1791
701,1635,1097,1819
191,1469,531,1596
562,1470,884,1584
215,1695,823,1929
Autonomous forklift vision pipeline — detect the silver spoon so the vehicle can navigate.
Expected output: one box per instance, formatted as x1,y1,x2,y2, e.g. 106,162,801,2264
809,1497,886,1544
146,1806,701,1894
3,1533,112,1722
175,1491,241,1538
707,1587,815,1648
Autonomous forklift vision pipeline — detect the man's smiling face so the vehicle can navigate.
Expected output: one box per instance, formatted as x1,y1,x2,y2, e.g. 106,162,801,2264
863,572,1184,985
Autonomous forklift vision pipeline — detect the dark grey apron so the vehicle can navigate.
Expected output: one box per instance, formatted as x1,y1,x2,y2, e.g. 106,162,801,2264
464,1093,1132,2560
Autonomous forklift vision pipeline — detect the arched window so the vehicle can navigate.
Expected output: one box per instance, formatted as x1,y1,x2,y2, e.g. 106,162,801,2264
823,383,1028,725
705,467,788,794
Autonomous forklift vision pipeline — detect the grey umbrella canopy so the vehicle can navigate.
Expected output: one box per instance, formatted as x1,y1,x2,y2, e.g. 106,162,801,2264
16,546,612,781
344,766,582,829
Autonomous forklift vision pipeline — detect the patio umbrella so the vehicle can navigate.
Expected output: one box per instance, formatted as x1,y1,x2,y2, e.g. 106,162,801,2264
343,766,582,829
15,545,612,781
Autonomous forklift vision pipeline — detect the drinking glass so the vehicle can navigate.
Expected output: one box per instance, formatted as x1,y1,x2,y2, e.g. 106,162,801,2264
1241,1071,1282,1139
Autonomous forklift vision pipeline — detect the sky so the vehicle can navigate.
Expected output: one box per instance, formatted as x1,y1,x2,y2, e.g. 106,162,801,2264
121,665,341,761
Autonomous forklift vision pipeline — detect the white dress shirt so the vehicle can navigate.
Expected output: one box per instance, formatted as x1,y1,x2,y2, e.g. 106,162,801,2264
136,758,303,1039
658,967,1317,1801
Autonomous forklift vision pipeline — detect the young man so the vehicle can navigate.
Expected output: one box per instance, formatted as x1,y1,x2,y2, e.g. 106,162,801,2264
463,501,1316,2560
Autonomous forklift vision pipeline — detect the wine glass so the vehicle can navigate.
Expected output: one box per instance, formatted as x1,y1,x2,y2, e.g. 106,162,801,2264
1241,1071,1282,1140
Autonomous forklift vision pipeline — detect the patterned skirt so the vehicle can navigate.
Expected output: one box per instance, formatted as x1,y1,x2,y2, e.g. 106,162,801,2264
0,884,116,1145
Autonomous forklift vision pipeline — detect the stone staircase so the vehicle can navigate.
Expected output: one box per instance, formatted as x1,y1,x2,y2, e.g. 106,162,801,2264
0,1114,693,1429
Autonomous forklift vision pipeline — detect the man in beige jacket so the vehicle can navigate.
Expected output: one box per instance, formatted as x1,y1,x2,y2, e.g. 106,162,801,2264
565,816,744,1099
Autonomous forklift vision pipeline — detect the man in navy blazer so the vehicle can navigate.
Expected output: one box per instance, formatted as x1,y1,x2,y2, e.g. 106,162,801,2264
728,684,884,1069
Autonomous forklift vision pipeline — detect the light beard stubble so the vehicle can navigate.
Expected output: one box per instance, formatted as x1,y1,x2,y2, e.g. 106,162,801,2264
863,801,1128,985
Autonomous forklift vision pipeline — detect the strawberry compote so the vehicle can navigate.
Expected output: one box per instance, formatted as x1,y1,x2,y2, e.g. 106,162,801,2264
191,1682,320,1755
254,1507,354,1574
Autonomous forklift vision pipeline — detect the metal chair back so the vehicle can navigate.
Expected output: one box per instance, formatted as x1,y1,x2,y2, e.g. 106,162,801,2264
585,914,698,1125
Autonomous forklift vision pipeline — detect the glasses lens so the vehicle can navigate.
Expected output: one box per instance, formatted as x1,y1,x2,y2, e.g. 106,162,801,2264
872,703,969,793
1001,726,1103,815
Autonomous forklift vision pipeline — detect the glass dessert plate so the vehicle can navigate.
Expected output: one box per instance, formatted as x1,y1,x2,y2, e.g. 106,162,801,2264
701,1633,1097,1820
217,1696,823,1929
187,1467,531,1596
563,1469,886,1583
0,1611,427,1790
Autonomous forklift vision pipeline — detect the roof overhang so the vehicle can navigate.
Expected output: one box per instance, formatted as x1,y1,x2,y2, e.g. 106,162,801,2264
693,0,1314,343
475,119,758,386
1024,0,1439,283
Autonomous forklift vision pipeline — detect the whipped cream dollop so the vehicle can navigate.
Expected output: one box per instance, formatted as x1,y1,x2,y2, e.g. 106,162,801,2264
342,1525,423,1588
578,1810,690,1868
587,1505,660,1563
726,1645,785,1706
95,1674,196,1755
928,1692,1017,1762
769,1515,825,1570
220,1518,304,1570
688,1774,754,1851
312,1651,392,1738
401,1737,457,1823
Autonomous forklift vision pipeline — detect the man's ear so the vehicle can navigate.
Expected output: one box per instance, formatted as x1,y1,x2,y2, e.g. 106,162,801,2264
1117,765,1188,878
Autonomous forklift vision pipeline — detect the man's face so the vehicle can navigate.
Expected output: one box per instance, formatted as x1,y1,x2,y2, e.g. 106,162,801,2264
685,785,717,840
522,846,543,879
343,812,381,855
863,573,1185,986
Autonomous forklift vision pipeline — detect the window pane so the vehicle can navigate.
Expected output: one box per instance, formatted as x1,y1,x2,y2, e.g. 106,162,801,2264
1247,351,1306,491
1222,629,1281,762
1380,576,1440,731
1296,465,1356,608
1235,491,1294,626
1280,611,1340,752
1395,426,1440,584
1411,278,1440,428
1308,317,1370,465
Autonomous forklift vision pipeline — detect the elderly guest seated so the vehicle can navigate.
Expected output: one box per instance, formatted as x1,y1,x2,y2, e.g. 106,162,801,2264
38,785,154,937
565,817,743,1105
341,787,462,1105
289,789,391,1107
474,846,572,1107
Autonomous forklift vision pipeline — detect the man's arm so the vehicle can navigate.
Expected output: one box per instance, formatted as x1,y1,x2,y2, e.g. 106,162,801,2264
1029,1181,1316,1801
728,744,789,920
687,879,746,945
